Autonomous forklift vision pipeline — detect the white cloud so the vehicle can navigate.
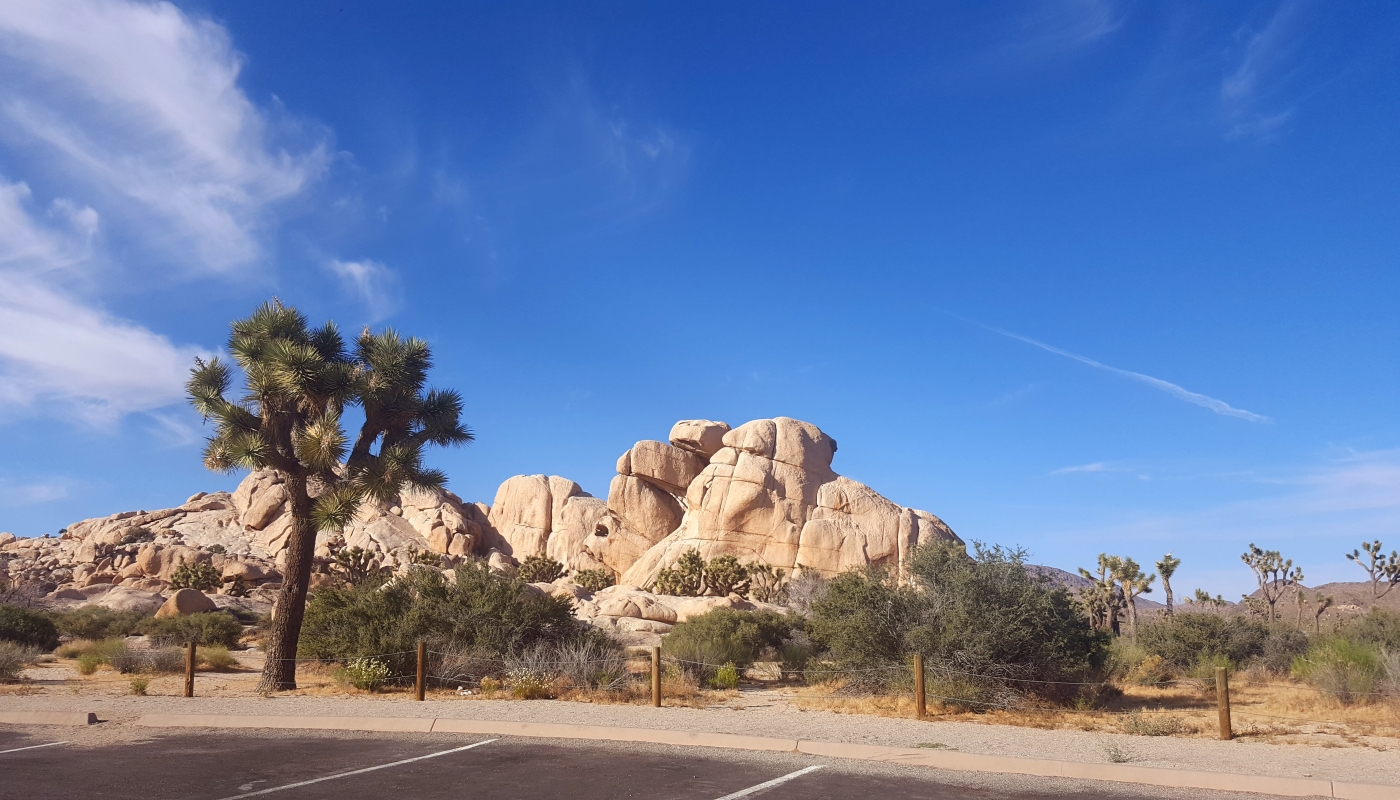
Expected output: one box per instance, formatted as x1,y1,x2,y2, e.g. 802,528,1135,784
0,0,329,425
0,478,69,506
1221,3,1302,140
326,258,402,324
979,322,1271,423
1051,462,1112,475
1010,0,1123,56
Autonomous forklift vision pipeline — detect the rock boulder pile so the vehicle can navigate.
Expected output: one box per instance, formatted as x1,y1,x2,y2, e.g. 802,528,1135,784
1,416,959,642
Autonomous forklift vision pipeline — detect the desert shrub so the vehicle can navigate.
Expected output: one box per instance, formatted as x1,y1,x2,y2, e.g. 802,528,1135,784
140,612,243,648
1184,651,1235,687
1293,638,1384,704
1335,609,1400,651
1119,711,1186,736
121,527,155,545
807,568,918,670
572,568,614,593
129,677,149,695
169,561,221,592
0,604,60,651
198,645,237,671
653,550,705,597
905,543,1107,697
1381,649,1400,698
1256,626,1311,675
747,564,788,603
0,640,41,682
103,640,144,674
206,544,226,555
1107,638,1173,685
552,637,630,690
711,662,740,690
703,556,750,596
76,651,102,675
335,657,391,691
300,561,598,678
1136,612,1268,670
146,647,186,674
784,570,828,616
48,607,149,640
516,554,565,584
663,608,798,683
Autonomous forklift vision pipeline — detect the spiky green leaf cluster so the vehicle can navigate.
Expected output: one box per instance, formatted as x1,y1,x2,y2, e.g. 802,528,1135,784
188,300,472,533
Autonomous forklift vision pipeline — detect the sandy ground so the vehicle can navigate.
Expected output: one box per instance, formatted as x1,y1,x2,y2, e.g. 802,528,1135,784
4,655,1398,789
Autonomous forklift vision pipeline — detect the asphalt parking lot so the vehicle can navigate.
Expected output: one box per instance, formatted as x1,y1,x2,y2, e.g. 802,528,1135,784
0,728,1285,800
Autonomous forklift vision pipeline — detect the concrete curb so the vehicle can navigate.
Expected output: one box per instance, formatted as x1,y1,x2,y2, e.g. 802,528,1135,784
133,713,1395,799
0,711,97,726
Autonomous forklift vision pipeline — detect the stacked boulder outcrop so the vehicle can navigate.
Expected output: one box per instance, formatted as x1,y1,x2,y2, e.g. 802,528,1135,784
3,416,959,641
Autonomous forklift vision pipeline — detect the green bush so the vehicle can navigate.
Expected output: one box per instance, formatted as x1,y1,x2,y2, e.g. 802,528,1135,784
711,662,740,690
807,568,918,670
139,612,243,648
572,568,614,592
299,560,598,678
516,554,565,584
76,651,102,675
335,657,391,691
1335,609,1400,651
198,645,238,671
653,549,705,596
1292,638,1385,704
904,543,1107,695
1135,612,1268,670
48,607,150,640
703,556,750,596
0,605,60,651
663,608,799,682
169,561,221,591
129,677,149,695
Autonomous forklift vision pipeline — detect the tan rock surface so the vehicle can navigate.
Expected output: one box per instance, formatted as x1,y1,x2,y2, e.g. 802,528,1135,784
668,419,731,458
154,588,218,618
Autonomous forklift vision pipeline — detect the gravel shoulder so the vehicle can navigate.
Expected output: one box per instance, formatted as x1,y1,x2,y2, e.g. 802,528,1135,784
3,678,1397,788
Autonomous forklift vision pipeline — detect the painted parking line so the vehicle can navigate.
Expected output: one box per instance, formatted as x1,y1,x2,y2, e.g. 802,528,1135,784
712,765,825,800
0,741,68,754
210,738,497,800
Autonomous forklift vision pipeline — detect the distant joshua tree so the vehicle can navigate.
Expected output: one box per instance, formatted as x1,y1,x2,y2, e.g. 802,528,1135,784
1155,553,1181,617
189,300,472,692
1240,544,1303,622
1344,540,1400,608
1115,557,1155,638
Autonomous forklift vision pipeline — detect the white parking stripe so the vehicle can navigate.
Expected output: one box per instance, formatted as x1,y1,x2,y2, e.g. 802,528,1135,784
712,765,826,800
210,738,497,799
0,741,68,754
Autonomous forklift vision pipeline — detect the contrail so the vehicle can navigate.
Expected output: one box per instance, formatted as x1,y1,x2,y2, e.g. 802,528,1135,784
980,323,1271,423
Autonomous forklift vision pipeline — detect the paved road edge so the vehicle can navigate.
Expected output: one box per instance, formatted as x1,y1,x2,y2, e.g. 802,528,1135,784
0,711,97,726
132,713,1392,799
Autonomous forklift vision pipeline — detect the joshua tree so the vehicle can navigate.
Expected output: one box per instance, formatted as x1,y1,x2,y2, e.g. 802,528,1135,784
1078,554,1126,634
1344,540,1400,608
188,301,471,691
1155,553,1181,617
1115,557,1156,638
1240,544,1303,622
1192,588,1225,609
1312,592,1334,634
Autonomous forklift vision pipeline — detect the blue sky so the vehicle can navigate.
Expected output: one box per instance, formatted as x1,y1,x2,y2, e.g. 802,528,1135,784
0,1,1396,598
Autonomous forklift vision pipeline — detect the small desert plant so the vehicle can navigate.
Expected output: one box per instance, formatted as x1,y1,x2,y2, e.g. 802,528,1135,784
0,640,41,682
703,555,750,597
337,657,391,691
653,549,705,597
206,544,227,555
1104,743,1132,763
1119,711,1185,736
169,560,222,592
331,546,382,586
552,638,630,690
747,563,787,603
121,527,155,545
198,645,238,671
0,604,60,651
222,575,251,597
1293,638,1384,705
572,568,614,593
76,651,103,675
710,662,740,690
784,570,828,616
146,647,187,674
503,643,559,699
129,677,149,695
406,548,443,567
516,554,565,584
48,607,149,640
104,640,144,674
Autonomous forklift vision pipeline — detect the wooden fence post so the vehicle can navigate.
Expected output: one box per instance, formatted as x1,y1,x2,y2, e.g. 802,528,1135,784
651,646,662,708
416,641,426,701
1216,666,1231,740
184,641,196,698
914,654,926,718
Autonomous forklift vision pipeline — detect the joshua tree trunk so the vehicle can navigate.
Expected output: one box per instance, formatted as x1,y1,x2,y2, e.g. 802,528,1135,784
257,477,316,693
1162,576,1174,616
1126,598,1138,638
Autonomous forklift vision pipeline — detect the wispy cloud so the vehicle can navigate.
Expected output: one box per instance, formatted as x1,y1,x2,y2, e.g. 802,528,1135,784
980,323,1270,423
0,478,69,506
1009,0,1124,57
1051,462,1113,475
0,0,332,426
1221,3,1303,140
326,258,402,323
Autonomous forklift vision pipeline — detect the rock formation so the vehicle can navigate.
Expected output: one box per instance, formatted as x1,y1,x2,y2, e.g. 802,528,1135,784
2,415,959,643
